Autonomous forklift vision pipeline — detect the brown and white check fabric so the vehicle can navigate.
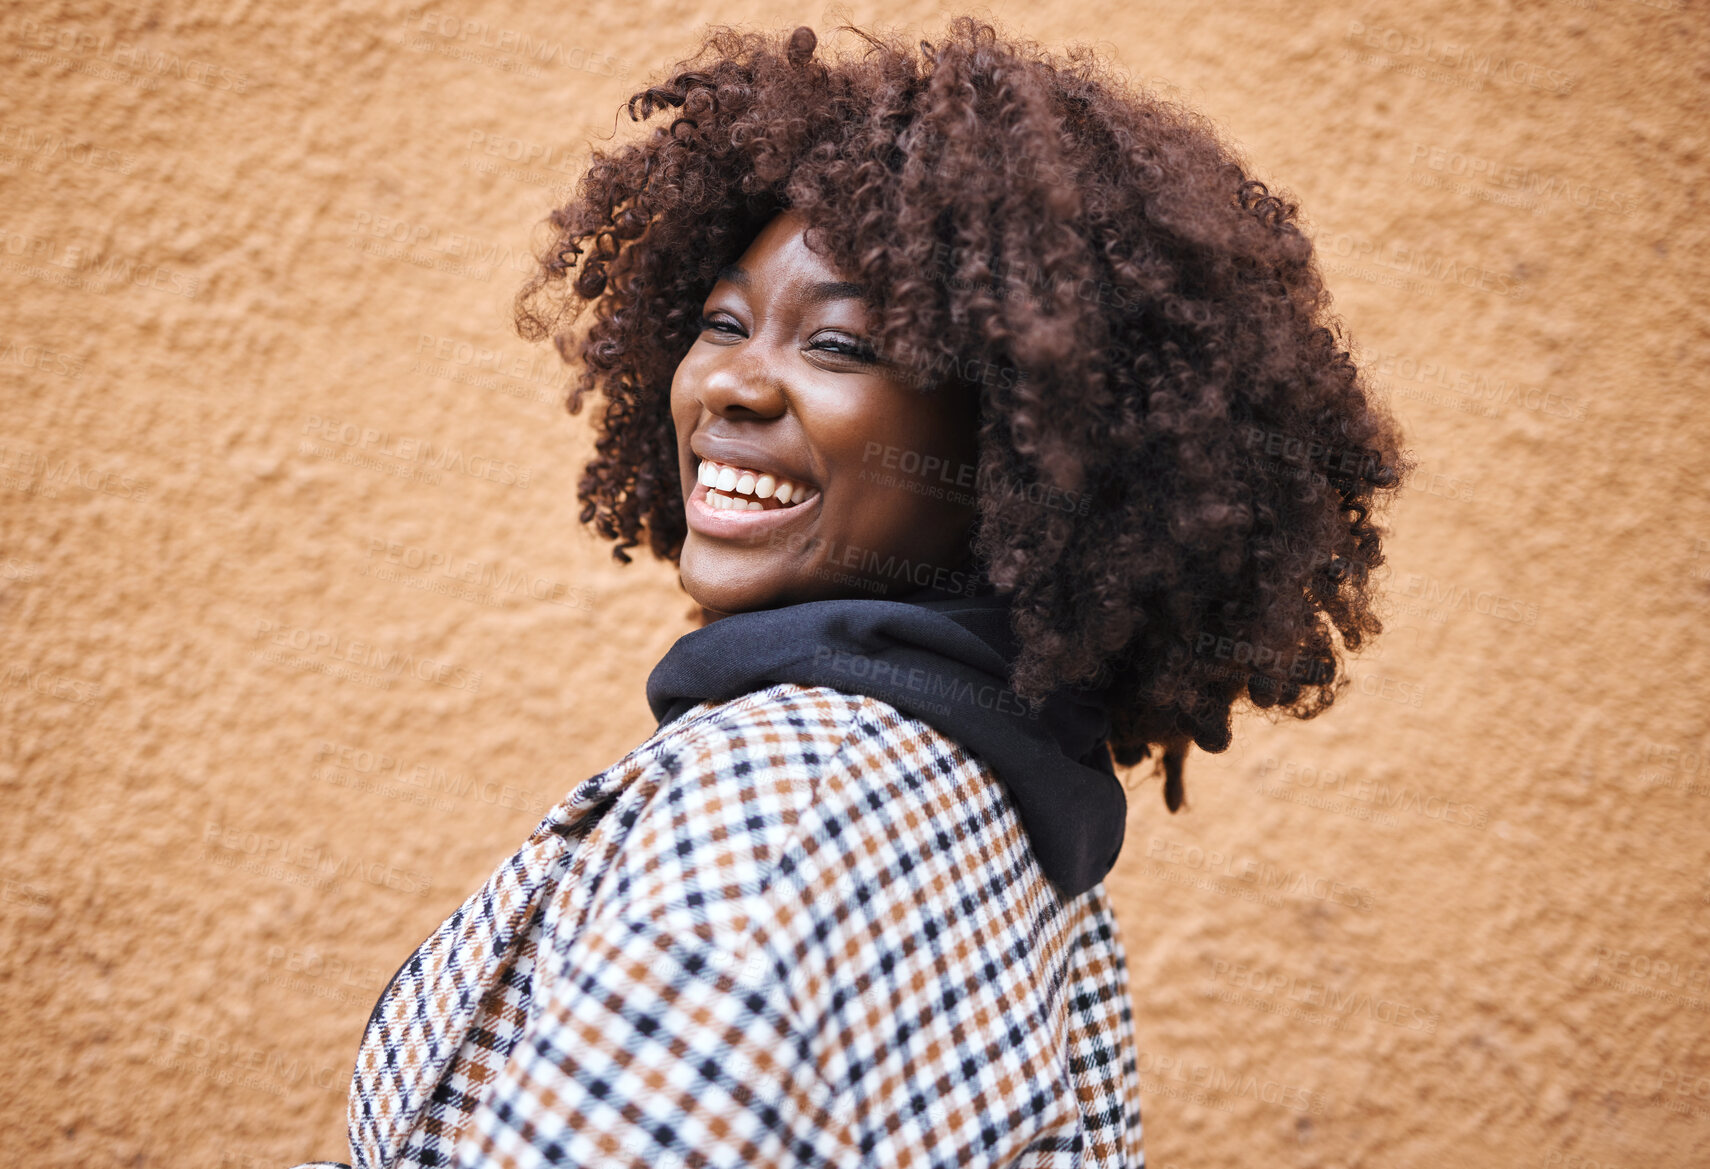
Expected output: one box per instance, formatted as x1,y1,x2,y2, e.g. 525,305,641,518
338,682,1144,1168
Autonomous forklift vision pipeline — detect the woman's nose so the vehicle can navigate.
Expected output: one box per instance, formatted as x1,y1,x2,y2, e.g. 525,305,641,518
696,348,789,419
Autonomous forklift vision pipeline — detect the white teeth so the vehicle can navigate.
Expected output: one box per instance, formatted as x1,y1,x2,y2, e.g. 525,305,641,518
705,489,766,510
696,459,814,511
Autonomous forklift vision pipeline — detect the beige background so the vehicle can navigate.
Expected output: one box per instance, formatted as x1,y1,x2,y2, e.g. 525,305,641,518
3,0,1706,1165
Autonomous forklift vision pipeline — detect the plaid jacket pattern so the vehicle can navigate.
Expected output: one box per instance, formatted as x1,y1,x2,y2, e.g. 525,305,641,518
333,682,1144,1168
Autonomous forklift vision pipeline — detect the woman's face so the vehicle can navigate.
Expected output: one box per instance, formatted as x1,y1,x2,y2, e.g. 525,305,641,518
671,210,980,618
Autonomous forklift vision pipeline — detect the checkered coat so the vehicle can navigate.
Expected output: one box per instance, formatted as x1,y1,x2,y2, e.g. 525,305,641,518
329,682,1144,1168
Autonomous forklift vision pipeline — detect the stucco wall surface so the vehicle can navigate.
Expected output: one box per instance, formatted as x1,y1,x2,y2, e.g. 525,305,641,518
2,0,1706,1166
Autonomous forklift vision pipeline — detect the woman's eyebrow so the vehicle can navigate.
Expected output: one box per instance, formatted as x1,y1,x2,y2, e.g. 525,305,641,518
715,263,866,305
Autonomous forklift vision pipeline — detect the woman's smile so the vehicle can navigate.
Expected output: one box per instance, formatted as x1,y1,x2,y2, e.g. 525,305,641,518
670,210,980,617
685,460,823,532
689,445,820,512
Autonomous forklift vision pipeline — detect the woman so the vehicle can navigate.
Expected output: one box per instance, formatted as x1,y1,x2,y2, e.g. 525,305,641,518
296,17,1408,1168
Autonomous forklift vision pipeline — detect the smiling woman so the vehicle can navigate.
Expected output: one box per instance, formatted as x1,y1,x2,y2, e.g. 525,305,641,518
674,211,982,615
292,16,1410,1169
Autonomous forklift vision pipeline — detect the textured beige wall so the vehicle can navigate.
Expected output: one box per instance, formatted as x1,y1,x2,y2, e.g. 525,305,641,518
2,0,1706,1165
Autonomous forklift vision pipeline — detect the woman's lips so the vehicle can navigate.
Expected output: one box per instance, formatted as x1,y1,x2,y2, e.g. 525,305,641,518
685,479,821,539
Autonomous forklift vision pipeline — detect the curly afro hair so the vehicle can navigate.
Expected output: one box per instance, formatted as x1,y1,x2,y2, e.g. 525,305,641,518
514,17,1413,809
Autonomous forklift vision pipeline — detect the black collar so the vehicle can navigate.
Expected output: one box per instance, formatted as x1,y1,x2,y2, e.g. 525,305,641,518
646,586,1126,896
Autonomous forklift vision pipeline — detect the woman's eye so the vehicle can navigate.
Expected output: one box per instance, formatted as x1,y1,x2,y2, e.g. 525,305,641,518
813,333,877,362
695,316,874,362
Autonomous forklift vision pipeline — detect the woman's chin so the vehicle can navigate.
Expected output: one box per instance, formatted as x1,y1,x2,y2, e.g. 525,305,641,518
678,551,782,617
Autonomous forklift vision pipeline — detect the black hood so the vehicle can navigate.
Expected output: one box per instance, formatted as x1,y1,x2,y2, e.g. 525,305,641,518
645,586,1126,897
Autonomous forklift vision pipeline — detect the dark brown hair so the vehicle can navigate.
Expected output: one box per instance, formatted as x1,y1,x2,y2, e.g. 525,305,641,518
515,17,1413,807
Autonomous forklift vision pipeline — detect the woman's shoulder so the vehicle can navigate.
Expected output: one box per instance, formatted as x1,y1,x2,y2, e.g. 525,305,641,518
600,682,1126,1081
604,680,1040,909
647,679,1004,814
642,679,878,774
